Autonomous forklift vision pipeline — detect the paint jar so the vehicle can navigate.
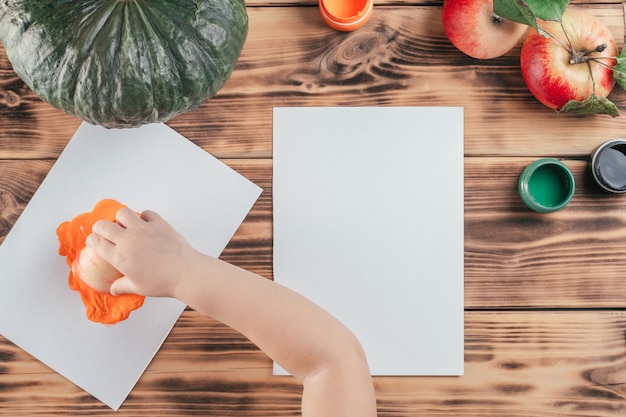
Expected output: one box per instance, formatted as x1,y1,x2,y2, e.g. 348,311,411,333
590,139,626,193
319,0,373,32
518,158,575,213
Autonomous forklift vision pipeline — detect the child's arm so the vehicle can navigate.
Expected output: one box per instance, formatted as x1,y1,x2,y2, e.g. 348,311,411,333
86,208,377,417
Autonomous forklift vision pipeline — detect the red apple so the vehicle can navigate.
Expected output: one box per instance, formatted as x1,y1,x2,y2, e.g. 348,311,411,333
442,0,528,59
72,246,122,293
520,8,617,111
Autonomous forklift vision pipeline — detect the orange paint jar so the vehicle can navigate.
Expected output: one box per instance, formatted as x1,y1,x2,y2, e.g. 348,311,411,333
319,0,373,32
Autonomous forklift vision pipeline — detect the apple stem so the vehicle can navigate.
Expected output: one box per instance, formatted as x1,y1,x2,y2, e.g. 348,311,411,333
491,13,504,25
592,58,619,72
539,21,609,68
569,44,608,65
538,26,572,54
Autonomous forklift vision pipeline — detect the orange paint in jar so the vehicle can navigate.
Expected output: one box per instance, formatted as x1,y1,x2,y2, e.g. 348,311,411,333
319,0,373,31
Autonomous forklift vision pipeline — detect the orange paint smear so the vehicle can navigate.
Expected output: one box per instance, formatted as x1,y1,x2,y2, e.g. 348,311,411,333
56,199,145,325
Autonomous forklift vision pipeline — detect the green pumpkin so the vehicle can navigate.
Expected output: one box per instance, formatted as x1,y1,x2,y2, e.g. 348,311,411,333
0,0,248,128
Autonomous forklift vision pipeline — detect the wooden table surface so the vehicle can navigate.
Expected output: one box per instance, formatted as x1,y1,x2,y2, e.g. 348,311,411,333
2,0,626,415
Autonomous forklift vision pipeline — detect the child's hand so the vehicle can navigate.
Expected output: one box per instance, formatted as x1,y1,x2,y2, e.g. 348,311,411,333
86,208,203,298
88,208,377,417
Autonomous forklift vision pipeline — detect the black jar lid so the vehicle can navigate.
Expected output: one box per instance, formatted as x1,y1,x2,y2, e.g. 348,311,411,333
591,139,626,193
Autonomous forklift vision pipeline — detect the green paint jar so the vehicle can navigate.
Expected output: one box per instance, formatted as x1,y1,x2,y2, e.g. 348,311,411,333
518,158,575,213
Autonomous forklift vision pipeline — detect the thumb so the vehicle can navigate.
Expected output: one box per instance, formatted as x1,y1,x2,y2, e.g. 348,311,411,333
110,276,140,296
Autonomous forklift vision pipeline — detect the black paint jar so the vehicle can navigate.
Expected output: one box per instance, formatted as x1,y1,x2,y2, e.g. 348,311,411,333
591,139,626,193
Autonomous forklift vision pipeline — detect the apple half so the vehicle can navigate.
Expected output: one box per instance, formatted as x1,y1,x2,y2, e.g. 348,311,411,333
442,0,528,59
72,246,122,294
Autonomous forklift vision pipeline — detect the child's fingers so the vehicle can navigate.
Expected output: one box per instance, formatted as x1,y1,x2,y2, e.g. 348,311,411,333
109,276,139,296
115,207,141,228
91,219,124,243
85,232,116,265
140,209,161,222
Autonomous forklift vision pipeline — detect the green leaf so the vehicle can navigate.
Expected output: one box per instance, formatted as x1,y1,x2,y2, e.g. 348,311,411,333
560,95,620,117
524,0,569,21
494,0,569,31
493,0,538,29
613,54,626,91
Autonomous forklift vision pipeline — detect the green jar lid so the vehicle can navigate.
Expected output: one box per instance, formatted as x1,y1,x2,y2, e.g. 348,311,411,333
518,158,575,213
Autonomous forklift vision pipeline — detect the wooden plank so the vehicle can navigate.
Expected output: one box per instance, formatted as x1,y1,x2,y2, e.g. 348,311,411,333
2,5,626,159
3,158,626,308
374,311,626,417
465,158,626,309
1,311,624,416
1,2,624,416
0,160,52,241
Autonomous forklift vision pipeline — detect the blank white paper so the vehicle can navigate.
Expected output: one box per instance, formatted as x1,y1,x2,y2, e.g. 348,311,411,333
0,122,262,409
273,107,464,376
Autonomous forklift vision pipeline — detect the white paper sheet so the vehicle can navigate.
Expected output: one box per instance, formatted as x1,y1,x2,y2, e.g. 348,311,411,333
273,107,464,376
0,122,262,410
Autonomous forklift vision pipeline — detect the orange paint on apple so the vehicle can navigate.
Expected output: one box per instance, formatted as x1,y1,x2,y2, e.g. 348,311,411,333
73,246,123,294
57,199,145,325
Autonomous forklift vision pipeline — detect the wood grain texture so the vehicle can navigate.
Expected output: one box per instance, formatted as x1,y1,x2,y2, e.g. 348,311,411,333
1,1,626,416
2,158,626,309
0,160,53,242
1,311,624,416
2,5,626,159
465,158,626,309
